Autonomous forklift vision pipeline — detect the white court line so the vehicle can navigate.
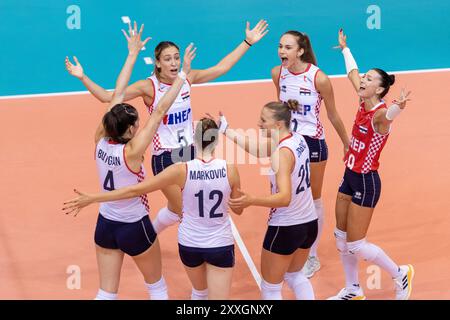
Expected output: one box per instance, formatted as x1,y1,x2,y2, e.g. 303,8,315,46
1,67,449,100
229,216,262,290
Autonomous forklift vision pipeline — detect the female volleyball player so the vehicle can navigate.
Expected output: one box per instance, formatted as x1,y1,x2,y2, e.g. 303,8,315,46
63,22,196,299
65,20,268,234
216,100,318,300
63,118,243,300
328,29,413,300
271,31,350,277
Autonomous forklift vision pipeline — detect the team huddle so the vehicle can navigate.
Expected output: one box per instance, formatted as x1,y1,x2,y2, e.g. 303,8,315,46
62,20,413,300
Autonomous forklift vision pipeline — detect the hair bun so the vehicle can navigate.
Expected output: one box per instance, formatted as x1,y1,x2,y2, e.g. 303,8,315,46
388,74,395,86
286,99,300,111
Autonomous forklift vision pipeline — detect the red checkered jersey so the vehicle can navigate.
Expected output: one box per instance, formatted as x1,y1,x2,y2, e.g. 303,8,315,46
278,64,324,139
96,138,149,223
344,101,390,173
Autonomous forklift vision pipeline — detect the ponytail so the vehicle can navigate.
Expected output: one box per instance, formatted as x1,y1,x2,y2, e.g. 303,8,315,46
283,30,317,65
102,103,138,144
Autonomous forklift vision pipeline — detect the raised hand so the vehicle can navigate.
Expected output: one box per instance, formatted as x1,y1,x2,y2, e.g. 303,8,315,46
245,19,269,45
393,88,412,109
65,56,84,79
121,21,151,56
181,43,197,75
62,189,93,217
334,28,348,50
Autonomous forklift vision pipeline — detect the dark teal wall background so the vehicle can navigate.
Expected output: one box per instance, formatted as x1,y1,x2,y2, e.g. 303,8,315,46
1,0,449,96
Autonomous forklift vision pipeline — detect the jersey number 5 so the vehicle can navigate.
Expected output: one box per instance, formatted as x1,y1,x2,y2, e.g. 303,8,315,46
194,190,224,218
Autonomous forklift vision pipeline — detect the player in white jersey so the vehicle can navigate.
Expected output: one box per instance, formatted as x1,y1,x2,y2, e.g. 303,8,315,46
63,118,242,300
65,20,268,235
271,31,350,278
63,23,196,299
327,29,413,300
218,100,318,300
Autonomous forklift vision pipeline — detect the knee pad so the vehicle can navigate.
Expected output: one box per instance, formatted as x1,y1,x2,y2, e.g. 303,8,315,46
347,239,380,261
284,271,308,290
334,228,347,253
260,279,283,300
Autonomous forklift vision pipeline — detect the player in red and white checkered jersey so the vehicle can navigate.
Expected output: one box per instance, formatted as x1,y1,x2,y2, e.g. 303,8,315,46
64,24,196,300
328,29,414,301
271,30,350,279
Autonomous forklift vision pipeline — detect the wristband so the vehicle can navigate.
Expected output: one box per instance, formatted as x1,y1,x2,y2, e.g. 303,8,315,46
218,115,229,134
385,104,402,121
342,47,358,75
244,39,252,47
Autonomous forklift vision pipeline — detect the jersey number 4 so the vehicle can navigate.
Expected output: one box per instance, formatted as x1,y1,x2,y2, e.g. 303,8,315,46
194,190,223,218
103,170,115,191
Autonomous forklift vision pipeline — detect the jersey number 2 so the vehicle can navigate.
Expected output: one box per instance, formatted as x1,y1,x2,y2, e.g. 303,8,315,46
194,190,223,218
296,158,311,194
103,170,115,191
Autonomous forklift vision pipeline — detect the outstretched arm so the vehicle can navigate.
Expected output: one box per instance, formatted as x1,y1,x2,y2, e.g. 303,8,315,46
63,163,186,216
189,20,269,84
228,148,293,210
336,29,360,93
94,22,151,143
126,44,197,160
373,88,411,135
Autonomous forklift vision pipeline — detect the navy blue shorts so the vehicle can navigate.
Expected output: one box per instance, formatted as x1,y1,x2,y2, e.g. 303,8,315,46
303,135,328,162
178,244,235,268
151,145,195,175
94,214,157,256
338,168,382,208
263,220,318,255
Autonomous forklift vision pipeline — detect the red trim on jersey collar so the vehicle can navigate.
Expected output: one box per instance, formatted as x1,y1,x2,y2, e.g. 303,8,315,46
279,133,293,144
288,63,311,76
108,139,120,145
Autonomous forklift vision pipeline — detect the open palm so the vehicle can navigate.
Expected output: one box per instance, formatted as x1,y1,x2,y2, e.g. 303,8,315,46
65,56,84,79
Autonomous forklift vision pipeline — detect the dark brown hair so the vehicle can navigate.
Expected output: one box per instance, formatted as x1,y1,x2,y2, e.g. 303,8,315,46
372,68,396,98
154,41,180,79
283,31,317,65
264,99,299,128
102,103,138,144
194,118,219,151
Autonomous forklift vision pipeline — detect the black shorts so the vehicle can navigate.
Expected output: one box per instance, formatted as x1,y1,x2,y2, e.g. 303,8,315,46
303,135,328,162
338,168,381,208
263,220,318,255
151,145,195,175
178,244,235,268
94,214,157,256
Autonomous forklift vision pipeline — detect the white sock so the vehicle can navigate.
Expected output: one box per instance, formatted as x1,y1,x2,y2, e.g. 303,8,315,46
94,288,117,300
145,277,168,300
347,239,401,278
260,279,283,300
309,198,324,257
284,271,315,300
191,288,208,300
335,228,360,290
153,207,180,234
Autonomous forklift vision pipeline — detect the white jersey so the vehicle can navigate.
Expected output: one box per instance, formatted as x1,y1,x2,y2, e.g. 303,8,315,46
268,133,317,226
278,64,325,139
145,74,194,155
96,138,149,223
179,159,233,248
